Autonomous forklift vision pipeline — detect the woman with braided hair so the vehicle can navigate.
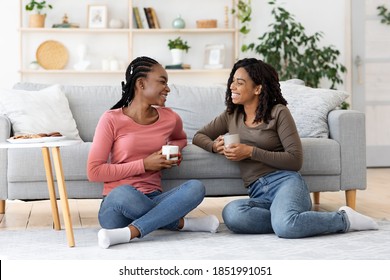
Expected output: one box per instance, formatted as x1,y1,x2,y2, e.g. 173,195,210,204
87,56,219,249
193,58,378,238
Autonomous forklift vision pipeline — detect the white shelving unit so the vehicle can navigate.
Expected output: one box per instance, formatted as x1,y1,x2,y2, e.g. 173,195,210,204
19,0,238,85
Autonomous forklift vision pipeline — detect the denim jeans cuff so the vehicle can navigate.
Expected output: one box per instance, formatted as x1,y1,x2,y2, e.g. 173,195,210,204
130,222,144,238
339,209,350,232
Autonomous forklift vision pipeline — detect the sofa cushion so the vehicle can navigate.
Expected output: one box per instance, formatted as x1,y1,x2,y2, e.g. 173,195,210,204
162,140,341,181
165,84,226,142
280,82,349,138
162,144,242,180
0,85,81,139
60,85,121,142
12,82,121,142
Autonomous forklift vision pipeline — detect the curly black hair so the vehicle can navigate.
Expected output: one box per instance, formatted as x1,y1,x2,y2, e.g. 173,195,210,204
225,58,287,124
111,56,159,109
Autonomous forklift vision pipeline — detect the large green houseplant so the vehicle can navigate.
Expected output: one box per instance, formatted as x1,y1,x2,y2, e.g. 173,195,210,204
242,0,346,90
377,4,390,25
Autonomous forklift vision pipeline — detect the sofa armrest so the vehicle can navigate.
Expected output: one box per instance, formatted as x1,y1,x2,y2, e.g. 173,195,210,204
0,115,11,199
328,109,366,190
0,114,11,140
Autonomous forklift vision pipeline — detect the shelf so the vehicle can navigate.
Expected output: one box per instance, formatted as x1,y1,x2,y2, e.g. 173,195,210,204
19,0,238,85
20,28,236,34
20,69,124,74
132,28,237,33
19,28,131,33
20,69,230,74
166,69,231,74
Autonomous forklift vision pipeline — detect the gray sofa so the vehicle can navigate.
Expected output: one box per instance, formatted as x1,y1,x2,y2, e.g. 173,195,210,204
0,81,366,214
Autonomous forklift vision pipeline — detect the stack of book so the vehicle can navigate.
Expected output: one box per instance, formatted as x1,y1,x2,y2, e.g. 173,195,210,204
165,64,191,70
133,7,160,29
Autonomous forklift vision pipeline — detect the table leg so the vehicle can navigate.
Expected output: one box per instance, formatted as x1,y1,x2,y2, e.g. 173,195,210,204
0,199,5,214
51,146,75,247
41,147,61,231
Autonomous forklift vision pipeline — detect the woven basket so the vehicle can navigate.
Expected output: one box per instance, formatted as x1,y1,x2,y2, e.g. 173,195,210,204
36,40,69,70
196,19,217,28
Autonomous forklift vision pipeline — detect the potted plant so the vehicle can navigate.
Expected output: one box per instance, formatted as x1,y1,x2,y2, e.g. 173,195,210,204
167,36,190,64
25,0,53,28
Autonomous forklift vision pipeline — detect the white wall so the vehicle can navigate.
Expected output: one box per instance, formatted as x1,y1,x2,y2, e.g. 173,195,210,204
0,0,349,89
0,0,19,89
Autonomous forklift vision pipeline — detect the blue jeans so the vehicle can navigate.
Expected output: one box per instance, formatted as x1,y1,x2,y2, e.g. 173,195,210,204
222,170,349,238
98,179,205,238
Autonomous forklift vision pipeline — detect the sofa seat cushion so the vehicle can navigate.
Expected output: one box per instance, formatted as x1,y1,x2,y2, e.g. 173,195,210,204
7,139,340,184
7,142,91,182
162,144,241,180
163,140,340,180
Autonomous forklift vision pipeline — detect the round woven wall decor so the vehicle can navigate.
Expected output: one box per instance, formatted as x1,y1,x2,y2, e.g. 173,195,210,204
36,40,69,70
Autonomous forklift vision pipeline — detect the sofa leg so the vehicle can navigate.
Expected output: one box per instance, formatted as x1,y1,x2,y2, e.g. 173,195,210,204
312,192,320,205
0,199,5,214
345,190,356,210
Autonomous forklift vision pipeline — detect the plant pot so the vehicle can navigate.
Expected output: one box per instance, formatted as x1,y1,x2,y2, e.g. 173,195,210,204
170,49,184,65
29,14,46,28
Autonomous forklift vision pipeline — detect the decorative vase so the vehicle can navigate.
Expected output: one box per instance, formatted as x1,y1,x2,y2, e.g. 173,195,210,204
172,15,185,29
170,49,184,64
29,14,46,28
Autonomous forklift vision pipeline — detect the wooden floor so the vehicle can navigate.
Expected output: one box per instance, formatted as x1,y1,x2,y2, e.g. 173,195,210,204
0,168,389,231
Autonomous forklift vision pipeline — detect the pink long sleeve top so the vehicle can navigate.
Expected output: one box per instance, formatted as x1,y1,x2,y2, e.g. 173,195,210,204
87,107,187,196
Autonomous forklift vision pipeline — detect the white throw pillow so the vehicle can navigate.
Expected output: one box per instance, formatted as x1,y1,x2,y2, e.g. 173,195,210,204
0,85,81,139
280,82,349,138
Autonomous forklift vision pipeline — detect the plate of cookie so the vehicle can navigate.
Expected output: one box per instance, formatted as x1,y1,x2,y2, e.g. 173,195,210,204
7,132,65,144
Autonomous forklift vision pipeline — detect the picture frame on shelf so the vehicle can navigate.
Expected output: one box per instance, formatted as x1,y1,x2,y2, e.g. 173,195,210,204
87,5,107,28
204,44,225,69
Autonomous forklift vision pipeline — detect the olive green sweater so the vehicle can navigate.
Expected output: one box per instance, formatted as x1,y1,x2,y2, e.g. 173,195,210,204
192,104,303,187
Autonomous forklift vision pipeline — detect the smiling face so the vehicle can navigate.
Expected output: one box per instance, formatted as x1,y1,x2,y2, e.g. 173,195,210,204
230,67,261,107
139,64,170,106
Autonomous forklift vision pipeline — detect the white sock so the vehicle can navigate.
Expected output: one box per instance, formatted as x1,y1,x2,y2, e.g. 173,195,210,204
98,227,131,249
181,215,219,233
339,206,379,232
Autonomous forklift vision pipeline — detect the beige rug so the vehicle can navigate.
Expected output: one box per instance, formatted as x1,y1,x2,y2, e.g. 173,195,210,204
1,220,390,260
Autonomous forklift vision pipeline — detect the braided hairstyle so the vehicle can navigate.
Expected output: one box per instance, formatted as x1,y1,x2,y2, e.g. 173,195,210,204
111,56,159,109
225,58,287,124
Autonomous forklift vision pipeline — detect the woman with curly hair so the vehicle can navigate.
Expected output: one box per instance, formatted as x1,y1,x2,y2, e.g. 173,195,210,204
193,58,377,238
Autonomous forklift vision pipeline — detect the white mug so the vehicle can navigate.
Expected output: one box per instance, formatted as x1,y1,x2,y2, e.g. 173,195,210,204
162,145,179,160
224,133,240,147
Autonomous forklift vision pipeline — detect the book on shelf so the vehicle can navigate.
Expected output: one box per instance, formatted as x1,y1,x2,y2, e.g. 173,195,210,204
137,7,148,29
133,7,143,29
150,7,160,28
143,7,154,28
143,7,160,29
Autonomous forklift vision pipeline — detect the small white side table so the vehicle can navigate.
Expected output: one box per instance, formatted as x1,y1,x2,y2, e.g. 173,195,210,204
0,139,82,247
